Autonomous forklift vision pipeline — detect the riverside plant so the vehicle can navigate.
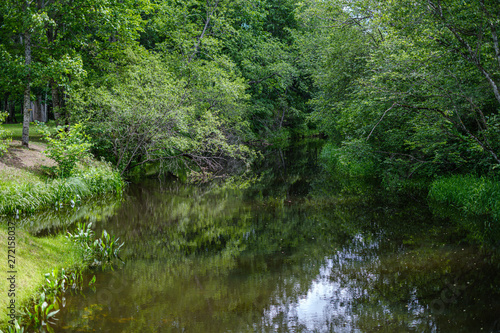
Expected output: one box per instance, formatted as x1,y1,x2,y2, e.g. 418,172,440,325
429,174,500,246
66,222,124,267
429,174,500,220
0,163,124,216
1,320,24,333
1,268,80,333
2,225,122,333
22,292,59,332
36,122,92,178
13,267,94,333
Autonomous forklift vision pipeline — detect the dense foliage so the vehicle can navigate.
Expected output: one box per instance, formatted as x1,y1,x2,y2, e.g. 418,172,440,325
0,0,314,176
1,0,500,185
298,0,500,185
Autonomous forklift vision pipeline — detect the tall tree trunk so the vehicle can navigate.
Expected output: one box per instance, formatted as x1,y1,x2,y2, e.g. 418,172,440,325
34,94,42,121
7,98,16,123
2,94,8,121
50,79,61,121
43,91,48,122
22,31,31,148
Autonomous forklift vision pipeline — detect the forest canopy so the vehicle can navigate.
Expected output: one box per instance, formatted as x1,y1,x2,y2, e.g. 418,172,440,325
1,0,500,183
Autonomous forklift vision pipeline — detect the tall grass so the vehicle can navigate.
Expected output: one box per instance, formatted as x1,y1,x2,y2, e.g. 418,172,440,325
0,162,124,216
429,174,500,220
429,174,500,247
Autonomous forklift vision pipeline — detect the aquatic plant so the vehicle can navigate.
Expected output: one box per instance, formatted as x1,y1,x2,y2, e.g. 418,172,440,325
22,292,59,332
67,222,124,267
5,224,118,333
17,266,91,333
0,319,24,333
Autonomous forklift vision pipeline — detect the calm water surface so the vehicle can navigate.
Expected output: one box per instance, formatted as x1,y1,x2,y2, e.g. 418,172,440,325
48,141,499,332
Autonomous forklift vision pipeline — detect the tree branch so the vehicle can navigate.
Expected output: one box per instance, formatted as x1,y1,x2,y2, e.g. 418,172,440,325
188,0,220,63
366,102,397,141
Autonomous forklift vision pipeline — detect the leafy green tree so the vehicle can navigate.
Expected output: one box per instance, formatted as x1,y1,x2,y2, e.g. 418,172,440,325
298,0,500,184
70,49,252,175
141,0,313,140
0,0,40,147
227,0,313,139
0,0,149,142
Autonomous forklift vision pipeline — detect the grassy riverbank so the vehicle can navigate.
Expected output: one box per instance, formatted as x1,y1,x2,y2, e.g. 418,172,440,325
320,143,500,247
0,137,125,330
0,162,123,216
0,141,124,216
0,227,83,328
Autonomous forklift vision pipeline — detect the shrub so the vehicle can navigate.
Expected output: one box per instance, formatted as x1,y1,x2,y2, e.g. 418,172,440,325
36,122,92,177
320,140,378,177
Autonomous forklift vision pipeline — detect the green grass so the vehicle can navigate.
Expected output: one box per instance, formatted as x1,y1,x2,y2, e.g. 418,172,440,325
429,174,500,246
0,161,124,216
0,227,83,328
429,174,500,220
0,122,56,142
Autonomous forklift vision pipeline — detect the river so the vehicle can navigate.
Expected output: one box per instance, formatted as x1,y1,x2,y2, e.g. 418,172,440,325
28,140,500,332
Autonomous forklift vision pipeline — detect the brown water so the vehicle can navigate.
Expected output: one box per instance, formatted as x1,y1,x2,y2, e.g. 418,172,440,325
37,141,500,332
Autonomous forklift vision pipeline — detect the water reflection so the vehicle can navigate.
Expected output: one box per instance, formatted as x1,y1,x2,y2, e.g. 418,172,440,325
51,140,500,332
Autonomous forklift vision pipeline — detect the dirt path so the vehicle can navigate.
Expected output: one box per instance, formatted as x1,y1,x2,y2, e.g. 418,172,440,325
0,140,56,173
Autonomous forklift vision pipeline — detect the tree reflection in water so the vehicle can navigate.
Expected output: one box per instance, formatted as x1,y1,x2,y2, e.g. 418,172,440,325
53,140,500,332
